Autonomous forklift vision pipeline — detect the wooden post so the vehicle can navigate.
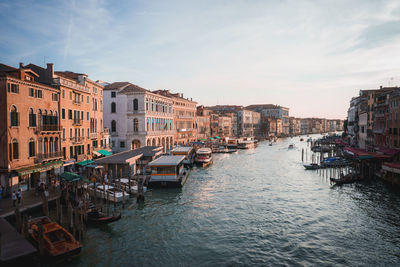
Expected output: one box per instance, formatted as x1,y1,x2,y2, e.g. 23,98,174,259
22,214,29,238
60,203,63,226
15,207,21,233
302,148,304,162
38,223,44,256
56,197,61,223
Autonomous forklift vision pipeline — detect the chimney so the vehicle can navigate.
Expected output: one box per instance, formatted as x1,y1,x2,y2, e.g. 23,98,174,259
19,62,24,68
47,63,54,77
380,85,383,89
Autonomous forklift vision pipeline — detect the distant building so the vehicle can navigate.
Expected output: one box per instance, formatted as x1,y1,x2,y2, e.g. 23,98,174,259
196,105,211,140
246,104,290,135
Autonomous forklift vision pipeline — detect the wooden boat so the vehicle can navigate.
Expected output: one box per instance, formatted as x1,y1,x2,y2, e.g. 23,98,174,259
288,144,294,149
148,155,190,188
303,163,319,170
28,216,81,257
195,148,213,167
87,204,121,224
330,173,361,185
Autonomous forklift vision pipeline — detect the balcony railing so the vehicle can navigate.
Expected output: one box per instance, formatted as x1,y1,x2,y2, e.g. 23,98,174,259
73,119,82,126
37,124,62,132
35,151,63,163
90,132,98,139
70,136,84,143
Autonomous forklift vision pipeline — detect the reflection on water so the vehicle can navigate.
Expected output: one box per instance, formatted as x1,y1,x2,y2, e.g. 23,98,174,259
58,135,400,266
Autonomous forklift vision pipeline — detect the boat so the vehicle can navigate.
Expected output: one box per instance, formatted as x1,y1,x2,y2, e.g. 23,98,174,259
300,138,304,141
212,146,237,153
303,163,319,170
148,155,190,188
330,173,361,185
288,144,294,149
195,147,213,167
87,204,121,224
226,138,239,149
114,178,147,195
269,143,273,146
171,146,195,168
87,183,130,203
237,140,256,149
28,216,81,257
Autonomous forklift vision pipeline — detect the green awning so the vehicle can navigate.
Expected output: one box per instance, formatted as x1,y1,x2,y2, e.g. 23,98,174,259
76,160,95,166
17,161,63,176
209,137,214,140
215,136,221,139
199,139,207,141
97,149,112,156
60,172,83,182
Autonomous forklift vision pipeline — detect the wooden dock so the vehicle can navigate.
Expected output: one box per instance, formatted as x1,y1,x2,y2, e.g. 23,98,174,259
0,217,37,263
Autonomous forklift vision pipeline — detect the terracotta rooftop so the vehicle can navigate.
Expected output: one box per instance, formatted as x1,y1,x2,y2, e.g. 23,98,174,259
246,104,288,110
0,63,18,72
104,82,148,93
55,71,86,80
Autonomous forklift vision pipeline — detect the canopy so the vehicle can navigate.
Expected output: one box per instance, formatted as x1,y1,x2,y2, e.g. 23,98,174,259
97,149,112,156
344,147,390,160
17,161,63,176
60,172,83,182
214,136,221,139
199,139,207,141
209,137,214,140
76,160,95,166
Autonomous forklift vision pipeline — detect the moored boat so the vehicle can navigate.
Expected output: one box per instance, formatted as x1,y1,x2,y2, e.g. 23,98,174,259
330,173,361,185
114,178,147,195
28,216,81,257
195,147,213,167
86,183,130,203
288,144,294,149
237,140,256,149
171,146,195,168
303,163,319,170
148,155,190,188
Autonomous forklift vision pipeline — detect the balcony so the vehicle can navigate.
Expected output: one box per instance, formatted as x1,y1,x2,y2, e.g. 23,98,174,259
34,151,63,163
90,132,98,139
72,119,82,126
70,136,84,144
37,124,62,132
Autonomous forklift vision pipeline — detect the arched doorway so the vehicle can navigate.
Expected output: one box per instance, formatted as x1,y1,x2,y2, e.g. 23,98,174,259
147,139,151,146
131,139,141,150
162,137,165,152
152,138,156,146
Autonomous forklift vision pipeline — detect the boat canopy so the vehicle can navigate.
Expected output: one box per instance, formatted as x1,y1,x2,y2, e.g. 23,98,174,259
149,155,185,166
60,172,83,182
197,148,212,154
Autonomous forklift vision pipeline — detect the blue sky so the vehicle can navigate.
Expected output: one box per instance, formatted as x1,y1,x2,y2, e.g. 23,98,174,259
2,0,400,119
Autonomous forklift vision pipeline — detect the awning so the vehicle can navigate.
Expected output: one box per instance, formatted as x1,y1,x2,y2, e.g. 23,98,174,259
199,139,207,141
93,151,101,157
209,137,214,140
60,172,83,182
76,160,95,167
214,136,221,139
17,161,63,176
63,159,76,167
382,162,400,174
97,149,112,156
344,147,390,160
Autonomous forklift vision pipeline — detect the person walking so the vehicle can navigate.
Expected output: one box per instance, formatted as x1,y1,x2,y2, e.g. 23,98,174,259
17,188,22,205
12,190,16,207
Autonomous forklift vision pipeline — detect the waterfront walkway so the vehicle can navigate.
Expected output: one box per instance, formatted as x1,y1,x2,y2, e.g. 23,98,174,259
0,190,60,218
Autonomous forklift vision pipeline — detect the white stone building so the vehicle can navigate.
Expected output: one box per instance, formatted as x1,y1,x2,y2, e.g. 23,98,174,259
103,82,174,153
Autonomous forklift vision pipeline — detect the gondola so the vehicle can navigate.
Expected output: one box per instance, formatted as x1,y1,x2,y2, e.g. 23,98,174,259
87,210,121,224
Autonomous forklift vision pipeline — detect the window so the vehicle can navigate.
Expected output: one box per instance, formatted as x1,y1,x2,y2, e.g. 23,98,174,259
10,105,19,126
12,139,19,159
111,120,116,132
87,128,89,137
69,91,72,100
29,88,34,97
29,138,35,157
111,102,116,113
70,128,73,138
8,83,19,93
87,96,89,103
133,118,139,132
111,92,116,98
37,90,43,98
52,93,58,101
120,141,125,148
63,128,66,140
87,112,89,120
62,89,65,98
29,108,36,127
81,111,84,120
133,99,138,111
62,109,65,119
68,109,72,120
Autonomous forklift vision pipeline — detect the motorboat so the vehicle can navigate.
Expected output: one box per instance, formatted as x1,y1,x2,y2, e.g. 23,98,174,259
87,183,130,203
195,147,213,167
288,144,295,149
171,146,195,168
237,140,256,149
303,163,319,170
148,155,190,188
28,216,81,257
114,178,147,195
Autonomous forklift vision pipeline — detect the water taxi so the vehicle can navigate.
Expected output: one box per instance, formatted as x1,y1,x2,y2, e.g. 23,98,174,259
148,155,190,188
237,140,256,149
28,216,81,257
226,138,239,149
114,178,147,195
171,146,195,167
195,147,213,167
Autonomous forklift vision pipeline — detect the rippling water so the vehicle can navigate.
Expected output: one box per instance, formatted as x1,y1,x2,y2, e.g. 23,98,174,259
63,135,400,266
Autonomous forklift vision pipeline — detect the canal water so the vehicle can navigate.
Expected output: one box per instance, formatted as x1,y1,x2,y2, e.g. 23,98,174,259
63,135,400,266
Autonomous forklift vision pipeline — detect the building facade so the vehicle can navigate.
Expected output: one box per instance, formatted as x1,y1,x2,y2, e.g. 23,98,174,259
104,83,174,153
246,104,290,136
196,106,211,140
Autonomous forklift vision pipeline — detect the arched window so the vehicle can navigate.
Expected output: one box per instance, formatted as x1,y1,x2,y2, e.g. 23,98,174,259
11,139,19,159
55,137,59,152
111,120,116,132
29,138,35,157
133,118,139,132
111,102,116,113
54,111,58,125
43,110,48,125
10,105,19,126
133,99,138,111
29,108,36,127
44,137,48,155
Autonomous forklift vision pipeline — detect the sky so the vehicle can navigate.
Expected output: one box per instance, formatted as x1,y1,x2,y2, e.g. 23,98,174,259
1,0,400,119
